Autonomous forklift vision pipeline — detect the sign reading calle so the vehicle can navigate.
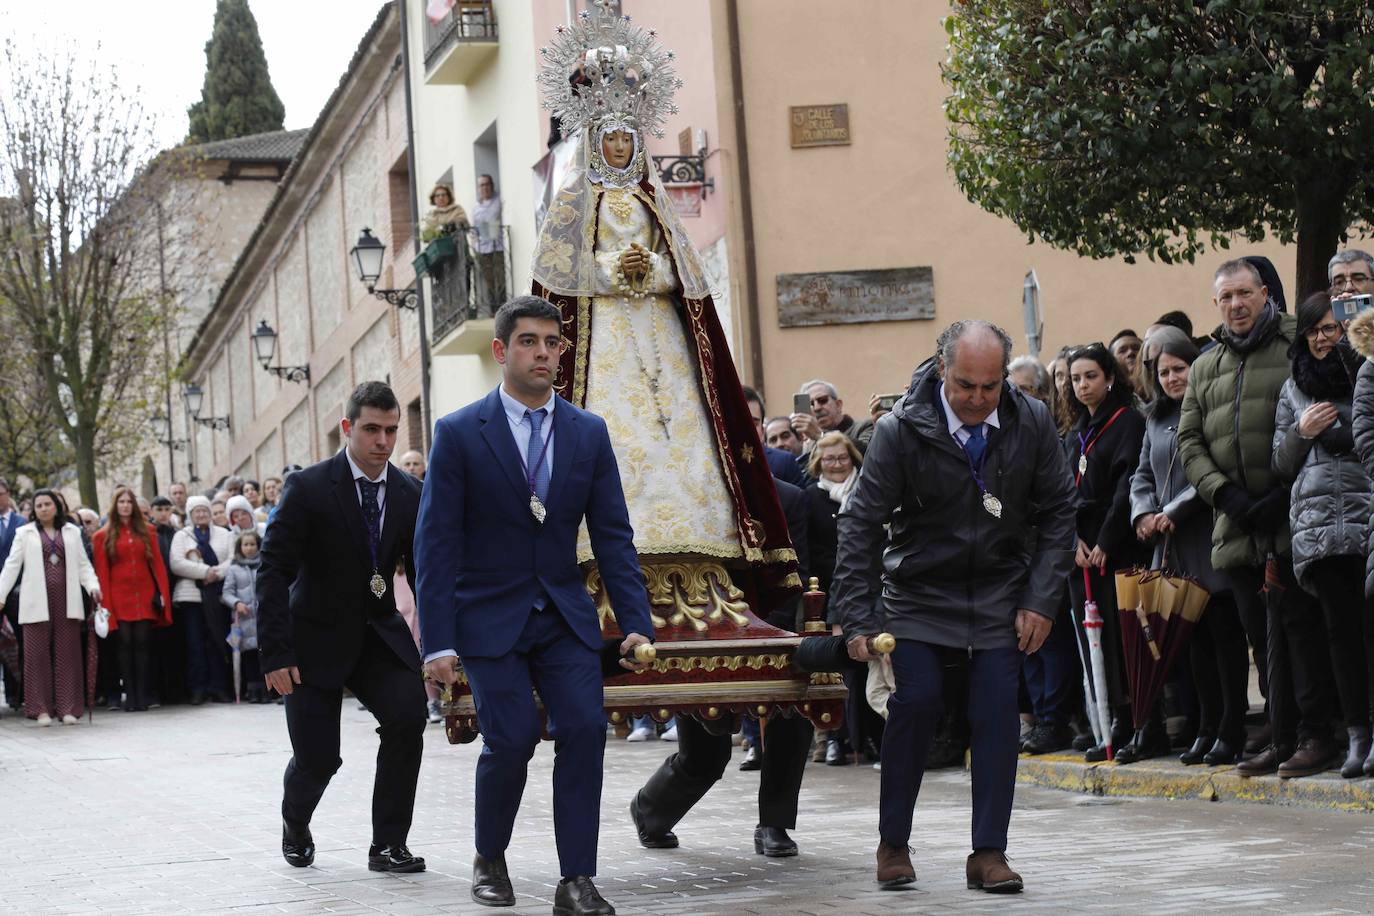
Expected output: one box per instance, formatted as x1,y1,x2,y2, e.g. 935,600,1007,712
789,104,851,148
776,267,935,328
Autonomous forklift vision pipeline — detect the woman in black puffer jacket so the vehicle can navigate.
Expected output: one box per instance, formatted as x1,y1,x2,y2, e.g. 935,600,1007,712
1285,293,1374,778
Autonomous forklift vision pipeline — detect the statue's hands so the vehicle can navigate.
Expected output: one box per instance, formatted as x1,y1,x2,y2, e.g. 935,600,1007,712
619,243,650,283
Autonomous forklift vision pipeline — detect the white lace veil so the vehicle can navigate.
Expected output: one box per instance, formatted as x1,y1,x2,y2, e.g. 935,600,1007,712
531,124,711,300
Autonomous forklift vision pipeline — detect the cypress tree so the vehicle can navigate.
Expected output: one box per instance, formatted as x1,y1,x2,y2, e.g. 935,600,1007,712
186,0,286,143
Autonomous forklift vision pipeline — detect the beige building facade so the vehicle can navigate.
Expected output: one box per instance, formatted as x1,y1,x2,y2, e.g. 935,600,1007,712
408,0,1298,425
182,4,427,488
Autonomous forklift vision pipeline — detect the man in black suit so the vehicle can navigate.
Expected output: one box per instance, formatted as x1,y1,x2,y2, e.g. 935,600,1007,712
257,381,427,873
630,474,816,858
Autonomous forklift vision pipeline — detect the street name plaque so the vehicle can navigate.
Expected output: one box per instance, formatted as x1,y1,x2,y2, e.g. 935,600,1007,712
789,104,851,148
776,266,935,328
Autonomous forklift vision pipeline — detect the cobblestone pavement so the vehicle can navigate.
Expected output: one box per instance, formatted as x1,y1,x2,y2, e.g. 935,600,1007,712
2,703,1373,915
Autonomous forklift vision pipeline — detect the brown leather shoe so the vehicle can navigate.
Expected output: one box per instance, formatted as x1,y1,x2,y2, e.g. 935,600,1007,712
1277,737,1337,779
1235,743,1291,777
966,849,1023,893
876,840,916,889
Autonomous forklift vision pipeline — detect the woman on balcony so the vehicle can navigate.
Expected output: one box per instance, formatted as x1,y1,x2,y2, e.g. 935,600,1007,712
420,182,467,242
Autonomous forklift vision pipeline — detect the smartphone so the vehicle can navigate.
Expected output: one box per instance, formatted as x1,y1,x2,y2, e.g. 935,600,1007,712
792,393,812,415
1333,294,1374,322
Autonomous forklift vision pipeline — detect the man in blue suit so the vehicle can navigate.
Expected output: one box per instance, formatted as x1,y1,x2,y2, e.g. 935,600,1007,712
416,296,653,916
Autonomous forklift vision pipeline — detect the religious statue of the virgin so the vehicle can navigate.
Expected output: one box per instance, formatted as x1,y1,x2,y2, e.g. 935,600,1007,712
531,1,799,636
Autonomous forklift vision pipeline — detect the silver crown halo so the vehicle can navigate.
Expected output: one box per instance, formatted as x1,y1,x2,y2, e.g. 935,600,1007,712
537,0,682,140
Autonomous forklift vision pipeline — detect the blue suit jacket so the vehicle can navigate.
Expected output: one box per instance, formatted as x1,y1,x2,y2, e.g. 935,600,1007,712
0,511,21,566
414,387,653,659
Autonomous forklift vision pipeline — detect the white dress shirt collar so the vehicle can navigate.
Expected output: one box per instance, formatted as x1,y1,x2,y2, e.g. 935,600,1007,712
498,385,556,426
343,448,387,485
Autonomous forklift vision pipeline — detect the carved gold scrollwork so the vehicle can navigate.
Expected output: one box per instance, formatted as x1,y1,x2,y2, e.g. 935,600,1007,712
647,653,792,675
584,559,754,632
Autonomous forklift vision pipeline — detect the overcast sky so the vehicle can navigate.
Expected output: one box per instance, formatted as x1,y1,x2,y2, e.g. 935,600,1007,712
7,0,390,152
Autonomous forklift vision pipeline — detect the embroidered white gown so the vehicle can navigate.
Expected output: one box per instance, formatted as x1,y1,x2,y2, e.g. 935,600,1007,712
576,187,741,562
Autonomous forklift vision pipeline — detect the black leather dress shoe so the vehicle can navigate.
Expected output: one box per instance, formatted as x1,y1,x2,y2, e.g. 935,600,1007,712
739,744,762,771
753,825,798,857
1203,738,1241,767
471,853,515,907
629,795,678,849
368,843,425,873
553,876,615,916
281,823,314,868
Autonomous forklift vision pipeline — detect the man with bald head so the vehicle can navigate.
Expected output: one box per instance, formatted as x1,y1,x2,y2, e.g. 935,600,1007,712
833,320,1075,895
398,450,426,481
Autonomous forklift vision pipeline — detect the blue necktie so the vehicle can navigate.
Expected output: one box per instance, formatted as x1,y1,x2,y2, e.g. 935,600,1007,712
963,424,987,465
526,408,550,612
526,408,551,504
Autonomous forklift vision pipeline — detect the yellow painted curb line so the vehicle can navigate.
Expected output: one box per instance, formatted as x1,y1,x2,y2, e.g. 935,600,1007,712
1015,753,1374,812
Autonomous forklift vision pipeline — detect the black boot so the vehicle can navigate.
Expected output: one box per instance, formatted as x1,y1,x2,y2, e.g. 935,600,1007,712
1342,726,1372,779
1179,734,1214,766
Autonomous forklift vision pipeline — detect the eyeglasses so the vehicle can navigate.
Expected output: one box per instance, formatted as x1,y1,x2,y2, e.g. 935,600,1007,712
1331,273,1372,291
1304,322,1342,341
819,455,851,465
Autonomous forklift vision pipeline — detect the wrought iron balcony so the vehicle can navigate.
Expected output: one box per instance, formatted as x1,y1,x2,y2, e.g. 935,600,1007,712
418,226,512,342
423,0,498,85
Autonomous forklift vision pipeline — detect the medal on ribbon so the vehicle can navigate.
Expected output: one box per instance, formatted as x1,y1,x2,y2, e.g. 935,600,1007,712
361,482,386,599
520,412,553,525
1075,406,1128,485
960,430,1001,519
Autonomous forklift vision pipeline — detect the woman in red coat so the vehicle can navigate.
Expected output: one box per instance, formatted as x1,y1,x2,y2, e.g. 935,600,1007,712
93,486,171,711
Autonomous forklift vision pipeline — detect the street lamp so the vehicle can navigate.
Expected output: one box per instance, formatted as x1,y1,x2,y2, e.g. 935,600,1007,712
151,410,188,450
182,383,231,431
251,319,311,384
350,228,417,310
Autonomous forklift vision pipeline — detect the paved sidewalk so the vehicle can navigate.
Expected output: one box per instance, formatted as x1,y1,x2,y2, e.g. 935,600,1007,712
2,703,1373,914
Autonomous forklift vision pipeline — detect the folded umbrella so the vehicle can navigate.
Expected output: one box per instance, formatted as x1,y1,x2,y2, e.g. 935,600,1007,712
1081,569,1114,761
1116,541,1210,732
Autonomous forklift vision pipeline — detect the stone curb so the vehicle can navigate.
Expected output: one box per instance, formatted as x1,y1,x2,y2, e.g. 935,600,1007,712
1015,752,1374,812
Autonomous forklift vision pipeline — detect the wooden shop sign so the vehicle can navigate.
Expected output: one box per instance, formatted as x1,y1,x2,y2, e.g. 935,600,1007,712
789,103,850,148
776,266,935,328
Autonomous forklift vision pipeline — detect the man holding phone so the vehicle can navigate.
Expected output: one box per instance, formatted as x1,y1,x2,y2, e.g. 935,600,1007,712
790,379,873,456
1330,249,1374,322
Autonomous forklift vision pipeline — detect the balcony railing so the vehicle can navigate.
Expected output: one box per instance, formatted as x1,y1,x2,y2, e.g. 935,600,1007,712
418,226,512,341
423,0,498,75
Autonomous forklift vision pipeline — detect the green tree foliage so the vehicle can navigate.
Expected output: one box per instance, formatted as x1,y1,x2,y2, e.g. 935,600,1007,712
186,0,285,144
944,1,1374,298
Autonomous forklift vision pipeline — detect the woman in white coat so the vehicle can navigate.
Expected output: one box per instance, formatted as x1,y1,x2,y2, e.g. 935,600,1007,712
0,489,101,724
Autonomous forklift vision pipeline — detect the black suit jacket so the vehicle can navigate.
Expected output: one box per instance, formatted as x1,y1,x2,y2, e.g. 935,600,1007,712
257,451,422,689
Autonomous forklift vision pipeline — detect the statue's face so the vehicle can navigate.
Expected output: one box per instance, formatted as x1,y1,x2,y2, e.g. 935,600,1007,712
601,130,634,169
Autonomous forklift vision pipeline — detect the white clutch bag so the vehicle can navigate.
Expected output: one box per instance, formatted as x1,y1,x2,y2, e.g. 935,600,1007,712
93,607,111,639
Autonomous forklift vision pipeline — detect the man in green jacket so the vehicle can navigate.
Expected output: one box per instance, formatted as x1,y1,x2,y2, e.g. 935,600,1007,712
1178,258,1335,779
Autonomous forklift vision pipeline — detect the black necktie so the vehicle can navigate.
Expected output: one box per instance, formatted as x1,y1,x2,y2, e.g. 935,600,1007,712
358,478,382,553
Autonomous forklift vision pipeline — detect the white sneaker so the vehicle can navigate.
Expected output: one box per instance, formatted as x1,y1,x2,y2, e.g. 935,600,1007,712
36,713,51,727
627,724,656,742
427,700,442,724
61,714,78,725
661,724,678,742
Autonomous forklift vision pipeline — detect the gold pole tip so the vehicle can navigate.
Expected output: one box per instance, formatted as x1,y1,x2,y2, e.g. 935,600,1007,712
871,633,896,654
808,576,820,591
633,643,657,663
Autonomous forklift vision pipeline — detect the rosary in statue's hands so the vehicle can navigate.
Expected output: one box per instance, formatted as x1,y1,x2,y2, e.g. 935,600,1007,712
619,243,651,284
